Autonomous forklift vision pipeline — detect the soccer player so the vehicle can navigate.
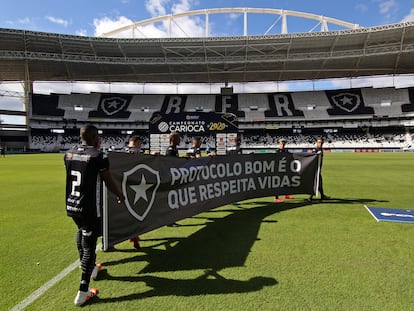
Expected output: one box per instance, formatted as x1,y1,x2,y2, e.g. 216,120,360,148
227,137,242,155
0,146,5,158
64,125,124,306
166,132,180,157
274,139,294,203
166,132,180,227
125,136,143,154
125,135,143,249
186,136,202,158
308,137,329,202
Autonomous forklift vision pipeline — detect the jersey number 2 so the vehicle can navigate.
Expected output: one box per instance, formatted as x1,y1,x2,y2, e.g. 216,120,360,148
71,170,81,197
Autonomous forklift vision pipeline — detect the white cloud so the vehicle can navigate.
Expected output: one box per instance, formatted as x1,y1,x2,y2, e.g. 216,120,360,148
378,0,397,14
401,8,414,22
355,3,369,12
145,0,169,17
93,16,134,36
171,0,196,14
229,13,241,20
163,0,205,37
134,24,169,37
93,0,205,38
46,16,69,27
376,0,399,21
76,29,88,36
18,17,31,25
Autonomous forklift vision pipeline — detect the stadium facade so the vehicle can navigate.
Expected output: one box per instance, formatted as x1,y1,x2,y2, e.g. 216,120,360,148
0,9,414,152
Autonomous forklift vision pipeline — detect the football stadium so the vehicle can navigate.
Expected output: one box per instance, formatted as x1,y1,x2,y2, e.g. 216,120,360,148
1,2,414,310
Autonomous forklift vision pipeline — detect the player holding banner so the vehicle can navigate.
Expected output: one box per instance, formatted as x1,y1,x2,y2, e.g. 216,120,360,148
274,139,294,203
64,125,124,306
308,137,329,202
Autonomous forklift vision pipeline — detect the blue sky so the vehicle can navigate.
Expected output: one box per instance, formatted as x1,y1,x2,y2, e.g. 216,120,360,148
0,0,413,37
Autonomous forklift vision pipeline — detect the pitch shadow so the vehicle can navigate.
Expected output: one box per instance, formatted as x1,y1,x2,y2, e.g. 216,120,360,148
103,202,300,269
96,269,277,304
98,197,387,303
138,201,306,273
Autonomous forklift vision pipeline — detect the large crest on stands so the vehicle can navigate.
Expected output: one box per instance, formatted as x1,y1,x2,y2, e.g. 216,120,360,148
331,93,361,112
122,164,160,221
326,89,374,115
101,96,129,116
89,94,132,119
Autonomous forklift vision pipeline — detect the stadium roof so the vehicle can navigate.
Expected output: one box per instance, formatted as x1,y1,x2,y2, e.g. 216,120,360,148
0,22,414,83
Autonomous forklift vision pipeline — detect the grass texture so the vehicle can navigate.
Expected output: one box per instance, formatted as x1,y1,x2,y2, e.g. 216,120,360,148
0,153,413,310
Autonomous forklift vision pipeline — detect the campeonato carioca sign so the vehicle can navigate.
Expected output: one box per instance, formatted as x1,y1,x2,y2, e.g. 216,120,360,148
149,112,238,134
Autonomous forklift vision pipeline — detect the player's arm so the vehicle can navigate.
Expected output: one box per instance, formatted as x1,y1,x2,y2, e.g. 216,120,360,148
100,169,125,203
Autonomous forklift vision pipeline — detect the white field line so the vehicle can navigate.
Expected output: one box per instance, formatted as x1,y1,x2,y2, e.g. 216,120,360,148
10,243,102,311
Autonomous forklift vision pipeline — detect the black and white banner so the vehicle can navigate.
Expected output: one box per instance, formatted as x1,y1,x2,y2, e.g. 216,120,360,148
103,152,319,248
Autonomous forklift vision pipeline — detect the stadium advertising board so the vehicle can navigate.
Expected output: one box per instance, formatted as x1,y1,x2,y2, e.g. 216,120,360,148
149,112,238,155
103,152,319,248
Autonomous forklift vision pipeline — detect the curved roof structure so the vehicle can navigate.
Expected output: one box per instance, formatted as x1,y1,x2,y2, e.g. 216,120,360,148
0,22,414,83
99,8,362,38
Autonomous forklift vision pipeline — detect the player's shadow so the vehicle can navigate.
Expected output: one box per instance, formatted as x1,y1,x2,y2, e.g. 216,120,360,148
138,201,306,273
96,269,277,303
103,201,302,270
104,197,385,268
137,196,386,273
99,202,288,303
98,197,387,303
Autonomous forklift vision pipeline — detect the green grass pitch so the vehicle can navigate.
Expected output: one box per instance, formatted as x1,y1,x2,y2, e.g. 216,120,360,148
1,153,413,311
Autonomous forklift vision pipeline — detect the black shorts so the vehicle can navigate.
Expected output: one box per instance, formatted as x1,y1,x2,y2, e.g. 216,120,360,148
72,216,102,237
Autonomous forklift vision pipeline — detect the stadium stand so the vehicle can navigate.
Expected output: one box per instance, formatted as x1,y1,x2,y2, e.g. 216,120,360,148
361,88,410,117
30,134,60,152
215,95,245,118
28,127,411,151
32,94,65,117
58,93,101,121
238,94,266,121
186,95,215,112
27,87,414,151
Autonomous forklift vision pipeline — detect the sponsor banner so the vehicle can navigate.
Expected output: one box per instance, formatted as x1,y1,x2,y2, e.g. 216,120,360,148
149,112,238,134
149,112,238,155
103,152,319,248
365,206,414,223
